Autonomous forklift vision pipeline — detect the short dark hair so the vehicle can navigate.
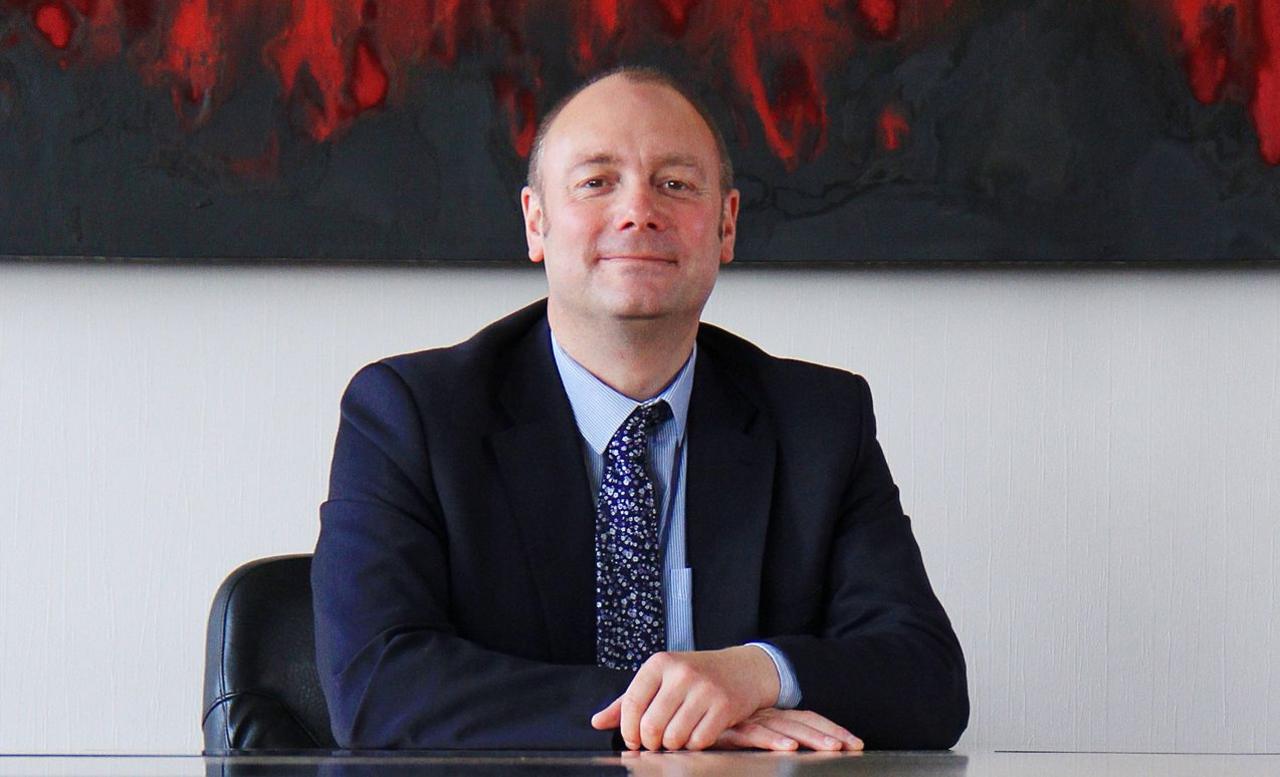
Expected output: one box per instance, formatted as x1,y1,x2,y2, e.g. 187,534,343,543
526,66,735,197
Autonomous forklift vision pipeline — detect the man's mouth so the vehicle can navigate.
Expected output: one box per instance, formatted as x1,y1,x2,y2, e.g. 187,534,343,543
599,254,677,263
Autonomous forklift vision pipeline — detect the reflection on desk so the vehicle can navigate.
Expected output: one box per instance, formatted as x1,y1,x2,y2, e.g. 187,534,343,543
2,751,1279,777
207,751,965,777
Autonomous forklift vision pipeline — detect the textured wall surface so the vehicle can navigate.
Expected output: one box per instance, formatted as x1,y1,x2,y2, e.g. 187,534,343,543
0,262,1276,754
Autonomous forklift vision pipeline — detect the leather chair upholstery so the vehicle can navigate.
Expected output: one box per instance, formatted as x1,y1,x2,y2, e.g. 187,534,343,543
203,554,336,753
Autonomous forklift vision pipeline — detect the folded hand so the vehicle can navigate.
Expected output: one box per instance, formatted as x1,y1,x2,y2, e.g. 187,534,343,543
713,708,863,752
590,647,863,752
590,646,778,750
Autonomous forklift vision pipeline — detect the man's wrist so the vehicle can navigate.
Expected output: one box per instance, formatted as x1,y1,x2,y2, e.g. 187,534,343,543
738,643,782,709
744,641,802,709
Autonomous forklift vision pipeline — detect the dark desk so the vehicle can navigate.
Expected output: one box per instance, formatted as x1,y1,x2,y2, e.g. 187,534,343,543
1,752,1277,777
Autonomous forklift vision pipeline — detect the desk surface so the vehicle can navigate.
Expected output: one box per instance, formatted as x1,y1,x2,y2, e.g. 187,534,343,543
1,752,1278,777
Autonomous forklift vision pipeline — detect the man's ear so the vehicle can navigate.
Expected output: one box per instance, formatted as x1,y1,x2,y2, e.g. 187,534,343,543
521,186,546,264
718,188,740,266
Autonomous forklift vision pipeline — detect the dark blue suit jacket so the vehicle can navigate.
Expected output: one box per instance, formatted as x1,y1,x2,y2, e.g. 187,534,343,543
312,299,968,750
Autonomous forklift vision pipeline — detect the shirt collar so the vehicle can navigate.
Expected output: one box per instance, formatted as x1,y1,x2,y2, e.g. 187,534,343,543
549,329,695,455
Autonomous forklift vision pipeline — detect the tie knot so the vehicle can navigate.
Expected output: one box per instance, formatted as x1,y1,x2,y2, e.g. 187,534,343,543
638,400,672,428
623,401,671,439
606,401,671,461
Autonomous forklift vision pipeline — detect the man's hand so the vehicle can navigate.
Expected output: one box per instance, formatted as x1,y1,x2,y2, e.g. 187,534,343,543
590,646,779,751
713,708,864,752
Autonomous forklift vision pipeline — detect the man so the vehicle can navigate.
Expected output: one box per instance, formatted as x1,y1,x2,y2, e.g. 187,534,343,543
312,67,968,752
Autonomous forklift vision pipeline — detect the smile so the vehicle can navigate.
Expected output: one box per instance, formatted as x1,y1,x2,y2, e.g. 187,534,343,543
599,255,677,263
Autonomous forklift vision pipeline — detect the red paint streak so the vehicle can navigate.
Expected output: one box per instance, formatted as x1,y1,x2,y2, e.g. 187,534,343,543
493,72,536,158
351,38,386,109
878,105,909,150
1171,0,1233,102
34,2,74,49
726,1,853,168
267,0,360,141
654,0,700,37
426,0,465,65
1164,0,1280,163
164,0,219,105
859,0,898,39
596,0,620,37
1251,0,1280,163
575,0,621,69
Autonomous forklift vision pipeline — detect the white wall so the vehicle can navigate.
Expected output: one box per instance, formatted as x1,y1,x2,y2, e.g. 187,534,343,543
1,262,1277,754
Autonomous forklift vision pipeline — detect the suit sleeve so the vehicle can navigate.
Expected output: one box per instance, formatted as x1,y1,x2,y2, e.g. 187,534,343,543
312,362,632,749
767,375,969,749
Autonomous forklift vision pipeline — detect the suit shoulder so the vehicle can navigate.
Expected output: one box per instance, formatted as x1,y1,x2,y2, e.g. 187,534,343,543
696,320,870,401
361,299,548,395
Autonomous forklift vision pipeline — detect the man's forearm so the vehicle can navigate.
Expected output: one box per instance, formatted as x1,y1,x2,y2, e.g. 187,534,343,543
314,607,633,749
768,627,969,749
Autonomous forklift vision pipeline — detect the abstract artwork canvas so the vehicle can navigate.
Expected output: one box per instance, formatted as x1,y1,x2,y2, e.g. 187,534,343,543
2,0,1278,262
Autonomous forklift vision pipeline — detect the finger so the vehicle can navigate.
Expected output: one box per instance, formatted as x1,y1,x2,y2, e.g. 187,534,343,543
748,716,844,751
591,695,624,730
786,710,864,751
714,722,798,751
620,662,665,750
685,705,734,751
638,683,687,751
661,698,709,751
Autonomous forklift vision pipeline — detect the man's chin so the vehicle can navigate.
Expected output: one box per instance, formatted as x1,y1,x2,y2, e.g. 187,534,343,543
592,290,672,320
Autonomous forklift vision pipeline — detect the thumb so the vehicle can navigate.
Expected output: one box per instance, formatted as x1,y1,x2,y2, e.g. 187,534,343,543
591,695,624,730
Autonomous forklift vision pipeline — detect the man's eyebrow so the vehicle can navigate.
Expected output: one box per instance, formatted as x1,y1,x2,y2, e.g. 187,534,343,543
569,154,620,171
652,154,704,171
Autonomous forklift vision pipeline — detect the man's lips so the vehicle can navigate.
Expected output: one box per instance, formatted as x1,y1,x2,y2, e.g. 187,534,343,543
598,254,677,263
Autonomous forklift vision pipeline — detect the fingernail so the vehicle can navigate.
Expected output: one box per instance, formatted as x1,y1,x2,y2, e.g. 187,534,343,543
776,737,797,749
823,736,839,748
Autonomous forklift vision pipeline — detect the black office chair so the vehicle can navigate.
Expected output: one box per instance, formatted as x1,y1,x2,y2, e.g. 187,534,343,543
202,554,337,753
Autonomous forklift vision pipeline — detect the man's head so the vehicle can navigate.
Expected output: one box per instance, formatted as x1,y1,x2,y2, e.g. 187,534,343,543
521,68,740,331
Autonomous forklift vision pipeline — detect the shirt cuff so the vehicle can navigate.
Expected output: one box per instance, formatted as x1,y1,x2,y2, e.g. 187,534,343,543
746,641,802,709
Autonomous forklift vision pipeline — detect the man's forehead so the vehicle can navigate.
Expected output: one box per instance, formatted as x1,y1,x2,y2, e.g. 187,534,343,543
545,85,716,167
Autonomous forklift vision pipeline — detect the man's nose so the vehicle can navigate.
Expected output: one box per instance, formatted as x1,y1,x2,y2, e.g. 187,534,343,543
613,182,665,231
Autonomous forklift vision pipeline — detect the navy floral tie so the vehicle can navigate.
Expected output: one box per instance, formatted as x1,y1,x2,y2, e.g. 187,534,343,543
596,401,672,671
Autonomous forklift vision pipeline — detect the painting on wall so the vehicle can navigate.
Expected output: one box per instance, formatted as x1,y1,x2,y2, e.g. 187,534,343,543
2,0,1279,263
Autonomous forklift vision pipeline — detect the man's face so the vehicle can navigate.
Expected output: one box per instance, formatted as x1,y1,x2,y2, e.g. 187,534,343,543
521,76,739,328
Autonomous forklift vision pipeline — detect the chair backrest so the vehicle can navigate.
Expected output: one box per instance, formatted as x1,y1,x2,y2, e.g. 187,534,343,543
202,554,336,753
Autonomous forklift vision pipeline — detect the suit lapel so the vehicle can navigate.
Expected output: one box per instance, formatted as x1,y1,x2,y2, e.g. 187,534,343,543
685,345,777,650
488,319,599,664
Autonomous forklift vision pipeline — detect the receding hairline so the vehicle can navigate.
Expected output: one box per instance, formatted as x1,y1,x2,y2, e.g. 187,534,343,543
526,67,735,197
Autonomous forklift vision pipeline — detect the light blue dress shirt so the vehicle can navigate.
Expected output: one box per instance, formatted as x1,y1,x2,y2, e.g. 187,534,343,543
549,331,801,709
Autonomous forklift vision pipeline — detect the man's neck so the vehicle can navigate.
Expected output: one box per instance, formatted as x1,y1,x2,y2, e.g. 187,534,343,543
548,307,698,401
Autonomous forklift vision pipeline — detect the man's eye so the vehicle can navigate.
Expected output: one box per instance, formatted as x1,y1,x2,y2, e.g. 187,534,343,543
581,178,605,189
663,179,692,192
